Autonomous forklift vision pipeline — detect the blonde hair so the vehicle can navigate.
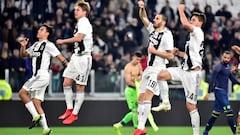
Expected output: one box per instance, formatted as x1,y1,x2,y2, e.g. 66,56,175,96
75,0,90,15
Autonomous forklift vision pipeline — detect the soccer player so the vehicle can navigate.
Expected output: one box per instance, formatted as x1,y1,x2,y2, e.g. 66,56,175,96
113,52,143,135
18,24,68,135
157,3,206,135
56,1,93,125
231,45,240,135
133,1,174,135
114,52,159,135
202,51,238,135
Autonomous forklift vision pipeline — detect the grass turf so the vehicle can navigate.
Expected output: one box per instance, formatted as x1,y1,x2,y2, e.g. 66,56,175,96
0,126,233,135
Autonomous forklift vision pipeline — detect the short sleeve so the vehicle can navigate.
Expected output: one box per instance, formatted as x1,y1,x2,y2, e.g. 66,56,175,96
46,42,60,57
146,23,154,33
76,17,91,35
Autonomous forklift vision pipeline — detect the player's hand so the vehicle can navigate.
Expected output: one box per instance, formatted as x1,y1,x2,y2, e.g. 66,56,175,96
138,0,144,8
178,4,185,12
18,38,29,47
203,93,210,100
136,75,142,81
148,46,156,54
173,48,179,56
231,65,238,73
56,39,64,45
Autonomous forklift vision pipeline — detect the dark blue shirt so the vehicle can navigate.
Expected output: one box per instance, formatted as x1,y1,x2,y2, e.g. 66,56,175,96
208,62,240,93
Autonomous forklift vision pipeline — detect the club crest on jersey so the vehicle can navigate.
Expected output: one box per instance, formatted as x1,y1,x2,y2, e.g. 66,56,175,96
74,42,79,48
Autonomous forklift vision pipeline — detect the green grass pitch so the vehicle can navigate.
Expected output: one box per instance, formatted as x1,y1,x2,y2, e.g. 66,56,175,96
0,126,233,135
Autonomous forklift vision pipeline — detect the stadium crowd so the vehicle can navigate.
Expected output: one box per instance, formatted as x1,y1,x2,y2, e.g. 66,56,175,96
1,0,240,93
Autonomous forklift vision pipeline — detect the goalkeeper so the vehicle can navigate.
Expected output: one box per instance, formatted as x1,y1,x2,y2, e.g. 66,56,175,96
113,52,159,135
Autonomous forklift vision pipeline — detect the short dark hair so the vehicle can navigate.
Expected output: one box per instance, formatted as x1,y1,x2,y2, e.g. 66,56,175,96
134,51,142,58
192,12,207,28
41,24,53,38
223,50,231,55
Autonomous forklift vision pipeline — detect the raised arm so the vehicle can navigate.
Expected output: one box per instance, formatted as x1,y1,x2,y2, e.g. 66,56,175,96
18,38,29,57
138,0,150,27
232,45,240,55
178,4,193,32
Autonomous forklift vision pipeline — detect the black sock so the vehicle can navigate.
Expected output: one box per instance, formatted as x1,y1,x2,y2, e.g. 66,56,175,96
226,111,236,134
205,112,220,132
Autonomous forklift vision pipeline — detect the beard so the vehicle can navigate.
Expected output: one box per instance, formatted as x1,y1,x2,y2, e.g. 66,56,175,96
223,60,230,65
153,22,161,28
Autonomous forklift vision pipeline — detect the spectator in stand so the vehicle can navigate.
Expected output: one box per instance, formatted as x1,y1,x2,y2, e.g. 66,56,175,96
2,0,18,21
15,9,31,31
54,8,66,29
221,19,234,51
203,5,215,32
0,50,10,79
62,21,73,39
191,2,202,13
104,28,121,61
202,52,214,82
121,31,138,56
205,21,222,57
146,0,157,19
233,20,240,33
19,21,33,42
160,0,175,27
51,57,63,92
32,0,47,23
2,18,18,52
9,48,26,92
216,4,232,20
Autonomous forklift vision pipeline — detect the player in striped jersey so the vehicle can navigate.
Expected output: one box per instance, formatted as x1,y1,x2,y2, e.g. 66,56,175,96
231,45,240,135
18,24,68,135
56,1,93,125
157,3,206,135
133,1,174,135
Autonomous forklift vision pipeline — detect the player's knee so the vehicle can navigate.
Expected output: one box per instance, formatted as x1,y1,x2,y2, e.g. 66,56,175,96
186,102,197,112
18,89,27,97
157,70,171,80
212,111,220,118
76,85,85,91
63,78,73,87
225,110,234,118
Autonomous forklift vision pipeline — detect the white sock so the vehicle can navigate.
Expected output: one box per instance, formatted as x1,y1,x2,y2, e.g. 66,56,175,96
25,101,39,118
138,101,151,130
72,92,84,115
64,86,73,109
190,109,200,135
137,102,144,129
40,114,48,129
160,82,169,103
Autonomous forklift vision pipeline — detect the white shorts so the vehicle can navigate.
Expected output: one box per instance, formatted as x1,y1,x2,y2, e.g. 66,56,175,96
22,71,49,101
139,67,167,96
167,67,201,104
63,54,92,85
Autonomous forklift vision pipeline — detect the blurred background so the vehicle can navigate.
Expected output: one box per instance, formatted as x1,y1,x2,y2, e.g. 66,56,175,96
0,0,240,102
